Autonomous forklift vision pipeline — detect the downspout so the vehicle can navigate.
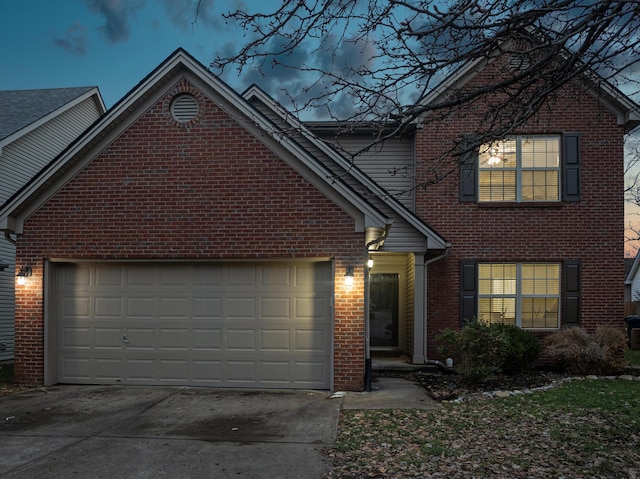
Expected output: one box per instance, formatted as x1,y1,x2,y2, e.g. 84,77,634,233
364,225,390,392
4,232,16,245
422,244,451,367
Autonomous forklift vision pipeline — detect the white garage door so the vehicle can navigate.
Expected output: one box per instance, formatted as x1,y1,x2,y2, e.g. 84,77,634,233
53,261,333,389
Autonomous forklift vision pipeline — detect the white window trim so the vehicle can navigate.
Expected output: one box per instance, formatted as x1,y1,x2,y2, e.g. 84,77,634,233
479,135,561,202
478,262,561,330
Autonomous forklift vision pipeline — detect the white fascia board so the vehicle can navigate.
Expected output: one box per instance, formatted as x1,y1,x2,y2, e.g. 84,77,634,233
626,254,640,285
244,86,448,249
1,50,388,234
0,87,105,151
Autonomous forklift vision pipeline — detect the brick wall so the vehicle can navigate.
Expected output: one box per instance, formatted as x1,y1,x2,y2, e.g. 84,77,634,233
14,79,366,390
416,60,626,358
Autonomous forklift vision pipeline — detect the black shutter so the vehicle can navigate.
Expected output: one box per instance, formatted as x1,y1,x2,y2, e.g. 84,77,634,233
563,260,581,326
563,133,581,201
460,137,478,202
460,260,478,325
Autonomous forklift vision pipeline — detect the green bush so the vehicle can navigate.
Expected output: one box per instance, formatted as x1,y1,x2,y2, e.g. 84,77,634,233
437,321,540,382
490,323,541,375
543,326,627,375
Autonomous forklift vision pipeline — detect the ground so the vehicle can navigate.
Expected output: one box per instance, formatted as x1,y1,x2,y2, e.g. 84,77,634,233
380,369,570,401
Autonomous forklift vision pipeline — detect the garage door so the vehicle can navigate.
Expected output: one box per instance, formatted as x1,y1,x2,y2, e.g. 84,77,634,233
53,261,333,389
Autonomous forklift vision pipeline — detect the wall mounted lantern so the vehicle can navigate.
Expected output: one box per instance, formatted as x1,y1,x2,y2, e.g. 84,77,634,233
367,258,374,269
344,266,354,286
16,266,32,286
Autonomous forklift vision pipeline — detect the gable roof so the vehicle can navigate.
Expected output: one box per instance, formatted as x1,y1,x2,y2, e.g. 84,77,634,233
0,87,105,145
420,36,640,130
0,49,408,241
242,84,449,251
626,255,640,285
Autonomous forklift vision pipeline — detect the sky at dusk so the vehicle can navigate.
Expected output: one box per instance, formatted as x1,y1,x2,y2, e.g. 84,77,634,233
1,0,639,257
0,1,255,108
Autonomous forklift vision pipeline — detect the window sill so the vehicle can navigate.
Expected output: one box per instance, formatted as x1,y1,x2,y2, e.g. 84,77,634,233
478,201,563,208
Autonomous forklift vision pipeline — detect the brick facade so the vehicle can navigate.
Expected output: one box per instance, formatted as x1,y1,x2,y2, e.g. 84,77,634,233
14,79,366,390
416,59,626,357
9,50,631,390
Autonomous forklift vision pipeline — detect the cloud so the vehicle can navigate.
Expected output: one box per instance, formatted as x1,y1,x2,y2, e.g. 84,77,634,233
157,0,223,31
85,0,144,43
53,23,89,55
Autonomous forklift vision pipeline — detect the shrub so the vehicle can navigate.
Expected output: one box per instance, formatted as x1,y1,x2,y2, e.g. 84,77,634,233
490,323,541,375
437,321,540,382
438,321,505,382
543,326,627,375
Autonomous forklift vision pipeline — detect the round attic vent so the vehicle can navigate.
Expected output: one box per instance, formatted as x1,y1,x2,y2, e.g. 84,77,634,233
170,94,199,122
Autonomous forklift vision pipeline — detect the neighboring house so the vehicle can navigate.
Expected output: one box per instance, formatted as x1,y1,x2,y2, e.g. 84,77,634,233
626,256,640,305
0,88,106,361
0,46,638,391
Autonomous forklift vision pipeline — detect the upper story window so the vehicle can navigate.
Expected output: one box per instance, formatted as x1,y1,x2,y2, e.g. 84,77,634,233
478,136,560,202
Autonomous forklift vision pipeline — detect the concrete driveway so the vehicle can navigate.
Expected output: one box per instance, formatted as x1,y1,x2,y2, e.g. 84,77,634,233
0,386,340,478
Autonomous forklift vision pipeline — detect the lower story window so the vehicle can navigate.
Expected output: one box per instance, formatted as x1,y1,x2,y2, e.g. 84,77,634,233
478,263,560,329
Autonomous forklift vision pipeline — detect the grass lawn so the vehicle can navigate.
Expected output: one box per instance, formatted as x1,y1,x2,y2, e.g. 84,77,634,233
626,348,640,366
328,378,640,479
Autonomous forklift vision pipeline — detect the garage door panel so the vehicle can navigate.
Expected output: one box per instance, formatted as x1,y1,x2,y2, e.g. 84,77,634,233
294,329,327,351
226,360,256,382
125,328,156,349
295,297,329,319
261,329,290,350
95,266,124,287
61,357,92,380
226,329,256,350
193,264,223,286
95,358,124,380
226,297,257,318
193,297,222,318
192,360,223,383
261,361,290,382
159,328,189,350
55,262,332,388
94,327,122,349
61,327,91,349
192,328,222,350
294,361,327,384
228,265,258,286
261,297,291,318
62,265,91,287
63,296,91,317
158,297,190,318
94,297,123,317
261,264,292,286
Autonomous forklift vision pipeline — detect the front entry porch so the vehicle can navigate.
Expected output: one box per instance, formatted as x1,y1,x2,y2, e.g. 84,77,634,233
367,252,429,364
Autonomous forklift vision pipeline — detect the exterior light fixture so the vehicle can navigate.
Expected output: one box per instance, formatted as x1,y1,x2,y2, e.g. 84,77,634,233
344,266,354,286
367,258,374,269
16,266,32,286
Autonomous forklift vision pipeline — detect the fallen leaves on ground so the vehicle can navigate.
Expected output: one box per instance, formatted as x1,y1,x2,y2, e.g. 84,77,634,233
325,375,640,479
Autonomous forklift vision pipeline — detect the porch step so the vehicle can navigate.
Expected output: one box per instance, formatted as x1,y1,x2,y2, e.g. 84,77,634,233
372,357,441,373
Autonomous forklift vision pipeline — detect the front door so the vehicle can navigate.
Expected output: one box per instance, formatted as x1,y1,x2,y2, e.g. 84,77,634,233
370,273,399,347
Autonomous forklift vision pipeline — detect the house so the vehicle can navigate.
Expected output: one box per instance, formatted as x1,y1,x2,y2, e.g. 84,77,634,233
625,255,640,306
0,46,637,391
0,88,106,361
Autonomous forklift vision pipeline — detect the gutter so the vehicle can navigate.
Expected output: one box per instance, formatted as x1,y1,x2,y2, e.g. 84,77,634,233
422,245,451,366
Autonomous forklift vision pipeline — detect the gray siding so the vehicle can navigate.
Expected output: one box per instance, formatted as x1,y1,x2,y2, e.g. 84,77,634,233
248,97,428,251
0,98,101,202
318,135,415,211
0,96,102,361
0,241,15,361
